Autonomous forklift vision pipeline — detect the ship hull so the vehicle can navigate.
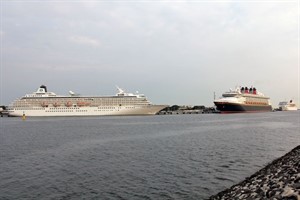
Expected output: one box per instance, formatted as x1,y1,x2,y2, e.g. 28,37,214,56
279,107,298,111
214,102,272,113
8,105,167,117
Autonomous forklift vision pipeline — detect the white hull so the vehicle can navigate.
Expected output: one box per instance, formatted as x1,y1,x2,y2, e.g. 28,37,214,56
278,100,298,111
8,105,166,117
279,106,298,111
8,85,167,117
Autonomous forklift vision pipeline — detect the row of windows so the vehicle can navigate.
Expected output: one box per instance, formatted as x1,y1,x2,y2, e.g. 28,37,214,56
23,97,147,102
14,108,44,110
24,98,147,101
247,99,267,102
14,107,136,111
49,107,80,110
13,102,148,108
245,102,268,105
14,102,149,107
95,110,115,112
15,106,134,111
46,110,73,112
47,110,118,112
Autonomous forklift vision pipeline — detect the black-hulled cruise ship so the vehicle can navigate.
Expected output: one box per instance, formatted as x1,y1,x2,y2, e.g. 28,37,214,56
214,86,272,113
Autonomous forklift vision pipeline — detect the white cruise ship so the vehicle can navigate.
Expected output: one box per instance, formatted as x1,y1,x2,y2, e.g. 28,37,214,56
214,86,272,113
8,85,167,117
278,100,298,111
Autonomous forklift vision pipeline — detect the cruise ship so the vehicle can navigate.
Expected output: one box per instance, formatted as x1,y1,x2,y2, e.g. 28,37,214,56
8,85,167,117
278,100,298,111
214,86,272,113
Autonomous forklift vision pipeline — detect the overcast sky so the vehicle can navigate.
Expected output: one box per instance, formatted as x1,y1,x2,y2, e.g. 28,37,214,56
1,0,299,107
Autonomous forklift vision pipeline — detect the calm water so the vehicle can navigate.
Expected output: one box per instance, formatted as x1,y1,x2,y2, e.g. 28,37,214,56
0,111,299,199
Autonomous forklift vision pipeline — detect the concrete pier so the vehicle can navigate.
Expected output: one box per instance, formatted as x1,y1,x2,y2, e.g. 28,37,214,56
0,109,8,117
209,145,300,200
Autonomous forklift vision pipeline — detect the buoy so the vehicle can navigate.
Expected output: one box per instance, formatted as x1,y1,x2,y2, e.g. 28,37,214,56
22,113,26,120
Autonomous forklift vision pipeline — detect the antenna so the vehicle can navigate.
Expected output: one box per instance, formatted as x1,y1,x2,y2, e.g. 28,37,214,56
116,85,124,94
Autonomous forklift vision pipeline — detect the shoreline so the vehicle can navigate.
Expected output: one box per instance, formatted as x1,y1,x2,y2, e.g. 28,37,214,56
209,145,300,199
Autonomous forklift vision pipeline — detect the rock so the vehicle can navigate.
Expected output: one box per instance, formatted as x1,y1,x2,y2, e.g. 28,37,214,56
209,145,300,200
293,183,300,189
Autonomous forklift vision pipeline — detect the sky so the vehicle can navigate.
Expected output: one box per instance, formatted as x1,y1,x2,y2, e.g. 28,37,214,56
1,0,299,107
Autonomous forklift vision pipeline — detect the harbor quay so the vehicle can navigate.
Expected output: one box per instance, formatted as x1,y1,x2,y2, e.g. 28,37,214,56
157,105,218,115
209,145,300,200
0,106,8,117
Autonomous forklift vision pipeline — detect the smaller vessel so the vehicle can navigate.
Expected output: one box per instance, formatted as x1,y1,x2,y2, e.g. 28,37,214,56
278,100,298,111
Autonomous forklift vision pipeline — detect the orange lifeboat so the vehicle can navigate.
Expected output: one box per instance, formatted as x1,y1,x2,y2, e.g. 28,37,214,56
65,101,72,107
77,101,86,107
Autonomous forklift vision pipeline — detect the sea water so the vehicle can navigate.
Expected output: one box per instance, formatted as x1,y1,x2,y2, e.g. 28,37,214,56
0,111,299,199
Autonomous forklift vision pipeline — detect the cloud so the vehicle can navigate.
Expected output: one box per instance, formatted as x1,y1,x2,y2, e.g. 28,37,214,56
69,35,101,47
1,1,298,106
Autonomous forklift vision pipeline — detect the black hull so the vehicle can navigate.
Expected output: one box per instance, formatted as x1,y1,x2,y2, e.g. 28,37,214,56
214,102,272,113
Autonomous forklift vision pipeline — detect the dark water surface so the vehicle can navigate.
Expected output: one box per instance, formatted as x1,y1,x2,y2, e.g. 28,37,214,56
1,111,299,199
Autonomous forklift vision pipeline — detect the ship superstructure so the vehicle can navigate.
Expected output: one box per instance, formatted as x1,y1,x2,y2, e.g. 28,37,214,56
8,85,167,117
214,86,272,113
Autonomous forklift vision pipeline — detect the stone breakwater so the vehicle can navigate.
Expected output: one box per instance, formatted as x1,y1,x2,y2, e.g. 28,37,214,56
209,145,300,200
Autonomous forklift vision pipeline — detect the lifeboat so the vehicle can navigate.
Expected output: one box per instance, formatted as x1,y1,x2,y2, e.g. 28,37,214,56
41,102,48,107
77,102,86,107
53,102,60,107
65,101,72,107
